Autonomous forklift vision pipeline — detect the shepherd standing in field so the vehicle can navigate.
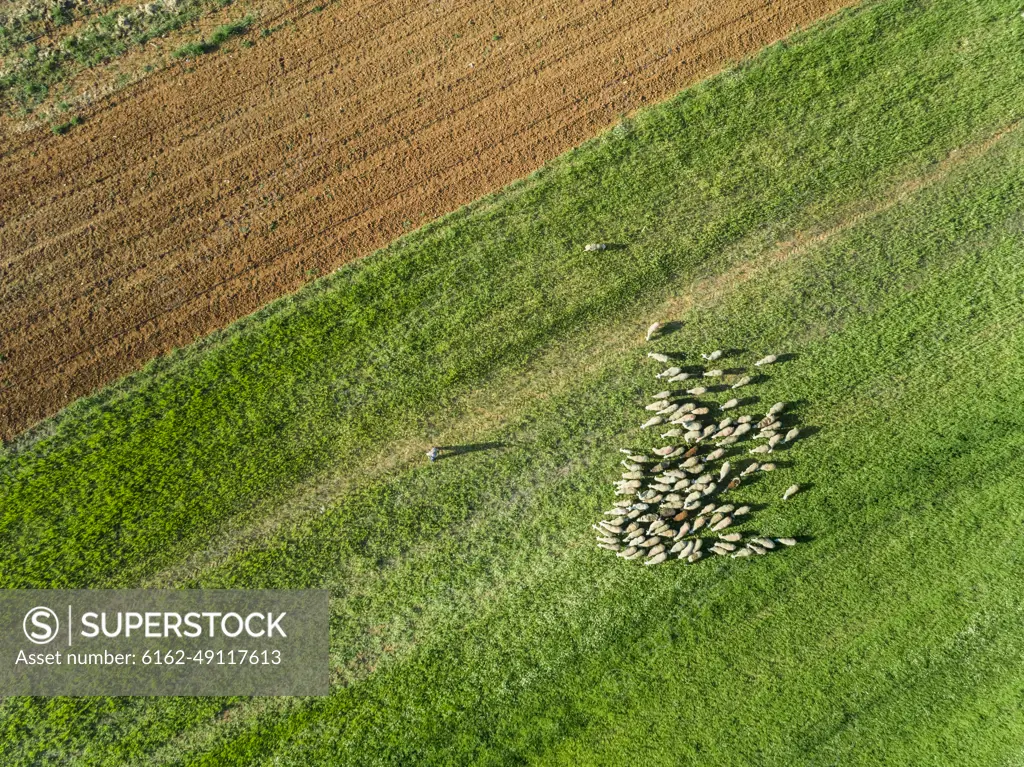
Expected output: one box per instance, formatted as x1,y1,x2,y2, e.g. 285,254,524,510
426,446,440,463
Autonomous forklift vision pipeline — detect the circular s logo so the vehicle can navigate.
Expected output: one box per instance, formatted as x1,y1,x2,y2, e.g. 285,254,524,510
23,606,60,645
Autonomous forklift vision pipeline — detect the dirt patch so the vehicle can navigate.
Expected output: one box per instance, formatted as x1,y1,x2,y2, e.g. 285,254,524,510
0,0,853,440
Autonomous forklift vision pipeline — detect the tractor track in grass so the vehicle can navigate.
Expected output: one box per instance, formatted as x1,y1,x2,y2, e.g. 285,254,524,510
0,0,853,440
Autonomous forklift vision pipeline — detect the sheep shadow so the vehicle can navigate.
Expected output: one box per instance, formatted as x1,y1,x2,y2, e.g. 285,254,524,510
435,442,507,460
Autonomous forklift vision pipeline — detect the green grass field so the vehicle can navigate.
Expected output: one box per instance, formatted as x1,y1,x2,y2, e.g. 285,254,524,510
3,0,1024,762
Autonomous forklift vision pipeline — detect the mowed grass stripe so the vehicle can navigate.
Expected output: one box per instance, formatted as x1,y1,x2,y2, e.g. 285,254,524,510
3,0,1024,590
181,119,1024,765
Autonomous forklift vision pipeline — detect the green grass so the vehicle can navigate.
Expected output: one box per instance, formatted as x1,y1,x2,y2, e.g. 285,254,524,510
49,113,81,134
3,0,1024,762
0,0,249,113
172,16,252,59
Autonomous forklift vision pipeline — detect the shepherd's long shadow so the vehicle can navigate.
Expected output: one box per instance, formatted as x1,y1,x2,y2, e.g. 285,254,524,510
436,442,507,459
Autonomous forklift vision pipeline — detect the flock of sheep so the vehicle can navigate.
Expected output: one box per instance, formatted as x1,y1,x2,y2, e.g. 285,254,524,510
594,321,802,566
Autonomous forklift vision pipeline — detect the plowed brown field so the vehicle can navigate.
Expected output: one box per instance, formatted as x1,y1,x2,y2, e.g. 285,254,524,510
0,0,852,440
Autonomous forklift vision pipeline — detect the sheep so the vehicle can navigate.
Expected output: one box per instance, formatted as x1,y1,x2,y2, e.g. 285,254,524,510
776,537,797,547
741,462,760,476
585,243,609,252
617,546,639,558
621,472,644,480
668,372,692,383
641,416,664,430
656,367,683,380
754,354,778,367
734,505,751,516
731,548,752,558
705,448,726,463
714,541,737,552
597,542,621,551
760,463,776,472
651,390,671,400
784,427,800,443
652,445,677,457
711,516,734,531
647,544,666,558
726,477,741,490
767,402,786,416
768,434,784,449
674,521,693,538
686,551,704,563
715,427,735,440
647,352,670,363
645,400,670,411
731,376,752,389
644,552,668,565
719,531,742,542
691,516,707,532
683,430,703,443
747,542,767,555
737,415,753,424
702,350,724,361
661,429,683,439
716,504,735,516
749,444,772,455
719,462,731,481
686,386,708,396
645,321,664,341
596,535,619,545
710,544,730,556
751,537,776,550
720,398,739,411
704,369,724,378
627,454,650,463
657,403,680,416
782,484,800,501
